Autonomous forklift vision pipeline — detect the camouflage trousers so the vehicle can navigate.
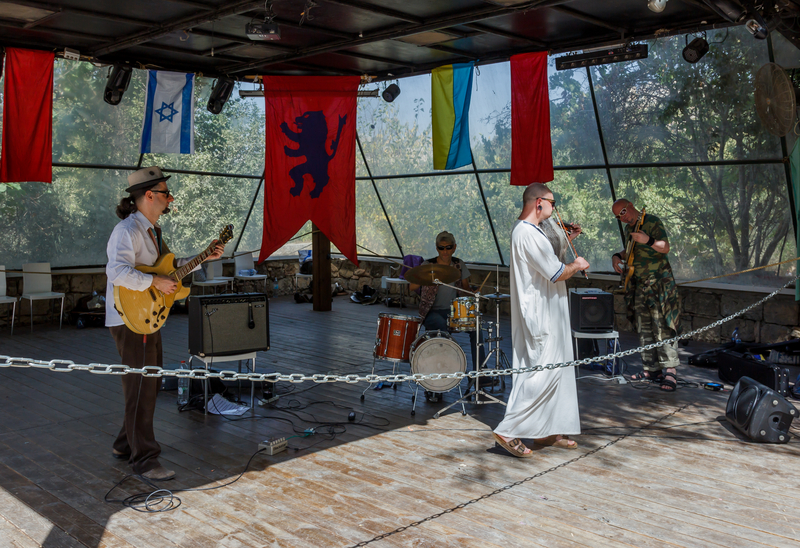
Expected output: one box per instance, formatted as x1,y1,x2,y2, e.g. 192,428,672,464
634,293,679,372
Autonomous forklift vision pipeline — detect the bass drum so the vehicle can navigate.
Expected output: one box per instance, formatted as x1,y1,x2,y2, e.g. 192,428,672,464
410,331,467,392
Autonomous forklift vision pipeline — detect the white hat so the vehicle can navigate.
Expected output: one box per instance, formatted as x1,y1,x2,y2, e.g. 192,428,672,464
125,166,170,193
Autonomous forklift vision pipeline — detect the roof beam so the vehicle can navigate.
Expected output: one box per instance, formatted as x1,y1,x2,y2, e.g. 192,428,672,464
222,0,555,73
320,0,424,25
549,6,627,34
89,0,263,57
424,44,478,59
4,0,154,27
333,50,416,68
461,22,547,47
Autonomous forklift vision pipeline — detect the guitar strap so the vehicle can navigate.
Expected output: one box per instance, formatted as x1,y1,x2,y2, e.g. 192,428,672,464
147,227,162,255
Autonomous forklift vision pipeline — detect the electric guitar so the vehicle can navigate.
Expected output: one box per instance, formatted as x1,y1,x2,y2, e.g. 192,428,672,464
619,208,645,291
113,225,234,335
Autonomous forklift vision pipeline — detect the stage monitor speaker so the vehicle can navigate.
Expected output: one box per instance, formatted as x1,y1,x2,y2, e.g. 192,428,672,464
725,376,797,443
570,290,614,333
188,293,269,357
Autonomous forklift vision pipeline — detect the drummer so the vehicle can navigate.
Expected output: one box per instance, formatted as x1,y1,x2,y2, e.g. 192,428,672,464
408,231,484,393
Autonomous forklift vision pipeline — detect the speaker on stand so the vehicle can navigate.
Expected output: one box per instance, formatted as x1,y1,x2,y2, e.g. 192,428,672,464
726,376,797,443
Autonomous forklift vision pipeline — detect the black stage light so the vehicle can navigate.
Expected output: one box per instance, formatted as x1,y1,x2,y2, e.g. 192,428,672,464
555,44,648,71
207,77,235,114
682,37,709,63
104,64,132,106
701,0,747,23
382,83,401,102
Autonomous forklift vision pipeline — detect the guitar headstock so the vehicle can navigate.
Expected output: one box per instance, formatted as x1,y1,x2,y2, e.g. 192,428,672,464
218,224,234,244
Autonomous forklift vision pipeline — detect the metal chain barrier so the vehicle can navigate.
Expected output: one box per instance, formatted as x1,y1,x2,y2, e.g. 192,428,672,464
2,277,796,384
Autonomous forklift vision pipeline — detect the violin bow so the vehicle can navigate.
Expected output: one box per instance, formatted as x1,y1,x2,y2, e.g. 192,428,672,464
553,206,588,279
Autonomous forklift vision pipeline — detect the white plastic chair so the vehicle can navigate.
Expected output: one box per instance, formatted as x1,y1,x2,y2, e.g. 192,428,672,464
20,263,64,334
0,265,17,335
193,261,229,295
233,253,268,293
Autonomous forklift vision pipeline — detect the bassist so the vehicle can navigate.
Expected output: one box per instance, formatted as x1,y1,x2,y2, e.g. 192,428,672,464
610,200,681,392
105,166,225,480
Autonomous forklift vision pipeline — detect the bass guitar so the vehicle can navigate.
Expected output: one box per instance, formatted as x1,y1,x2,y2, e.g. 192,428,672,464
619,208,645,291
114,224,234,335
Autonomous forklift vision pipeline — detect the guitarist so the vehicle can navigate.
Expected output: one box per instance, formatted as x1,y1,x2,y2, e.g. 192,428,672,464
105,166,225,481
610,199,681,392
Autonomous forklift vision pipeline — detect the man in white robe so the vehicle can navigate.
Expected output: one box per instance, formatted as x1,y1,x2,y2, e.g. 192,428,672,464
493,183,589,458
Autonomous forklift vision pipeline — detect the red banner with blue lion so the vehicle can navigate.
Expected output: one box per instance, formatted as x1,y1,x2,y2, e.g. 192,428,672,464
259,75,360,265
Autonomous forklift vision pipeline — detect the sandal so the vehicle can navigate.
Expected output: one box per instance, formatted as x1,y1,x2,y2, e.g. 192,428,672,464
660,372,677,392
534,435,578,450
492,433,533,458
630,370,663,382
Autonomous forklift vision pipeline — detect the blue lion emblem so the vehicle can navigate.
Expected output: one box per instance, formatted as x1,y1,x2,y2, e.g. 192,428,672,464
280,111,347,198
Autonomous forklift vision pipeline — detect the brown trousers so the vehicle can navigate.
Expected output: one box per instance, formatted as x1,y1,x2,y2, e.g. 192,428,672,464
109,325,163,474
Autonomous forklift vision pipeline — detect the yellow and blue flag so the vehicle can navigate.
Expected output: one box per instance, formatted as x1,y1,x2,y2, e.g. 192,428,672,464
432,62,474,170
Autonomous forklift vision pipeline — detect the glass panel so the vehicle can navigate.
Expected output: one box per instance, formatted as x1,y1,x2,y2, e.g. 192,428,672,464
470,59,604,171
593,27,782,164
356,180,401,257
374,173,500,264
356,75,433,177
612,165,795,286
143,78,266,177
549,60,604,167
771,32,800,153
159,174,261,260
52,60,145,165
0,168,132,268
482,171,616,271
236,187,316,259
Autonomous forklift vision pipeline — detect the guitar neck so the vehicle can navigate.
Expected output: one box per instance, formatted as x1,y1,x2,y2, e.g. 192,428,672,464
172,243,214,280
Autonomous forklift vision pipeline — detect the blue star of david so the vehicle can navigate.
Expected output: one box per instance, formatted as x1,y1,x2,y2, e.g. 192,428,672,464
155,101,179,123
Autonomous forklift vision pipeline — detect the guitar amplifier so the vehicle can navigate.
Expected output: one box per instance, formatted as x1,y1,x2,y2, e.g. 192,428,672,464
569,289,614,333
188,293,270,357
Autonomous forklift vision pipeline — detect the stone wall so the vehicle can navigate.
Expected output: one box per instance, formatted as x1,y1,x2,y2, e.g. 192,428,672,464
2,259,797,344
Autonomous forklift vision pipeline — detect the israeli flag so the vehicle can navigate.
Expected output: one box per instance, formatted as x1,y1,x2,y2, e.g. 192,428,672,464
140,71,195,154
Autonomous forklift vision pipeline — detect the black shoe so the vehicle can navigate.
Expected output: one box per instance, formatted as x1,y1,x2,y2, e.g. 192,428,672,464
112,449,130,460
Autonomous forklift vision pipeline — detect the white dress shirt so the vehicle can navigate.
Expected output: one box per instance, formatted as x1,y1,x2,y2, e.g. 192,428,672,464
105,211,196,327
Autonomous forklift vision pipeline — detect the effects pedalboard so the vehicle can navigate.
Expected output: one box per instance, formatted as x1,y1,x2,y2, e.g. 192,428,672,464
258,437,288,455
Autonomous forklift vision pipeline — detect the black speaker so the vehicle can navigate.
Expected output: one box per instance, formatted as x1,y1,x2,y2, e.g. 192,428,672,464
570,290,614,333
726,377,797,443
188,293,270,357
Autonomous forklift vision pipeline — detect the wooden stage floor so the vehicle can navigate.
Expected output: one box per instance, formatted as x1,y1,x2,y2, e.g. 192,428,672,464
0,296,798,548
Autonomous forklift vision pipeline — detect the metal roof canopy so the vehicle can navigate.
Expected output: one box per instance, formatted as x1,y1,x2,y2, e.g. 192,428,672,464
2,0,797,81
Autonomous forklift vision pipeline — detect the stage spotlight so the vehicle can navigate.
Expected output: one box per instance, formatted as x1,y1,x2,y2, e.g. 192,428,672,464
382,83,401,102
701,0,747,23
745,8,780,40
682,37,709,63
103,64,132,106
647,0,667,13
207,77,235,114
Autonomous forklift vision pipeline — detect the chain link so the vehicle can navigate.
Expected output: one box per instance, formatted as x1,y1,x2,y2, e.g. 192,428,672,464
2,278,794,384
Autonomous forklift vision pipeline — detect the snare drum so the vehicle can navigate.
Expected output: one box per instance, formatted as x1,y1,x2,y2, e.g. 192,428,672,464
410,331,467,392
448,296,480,332
374,313,422,362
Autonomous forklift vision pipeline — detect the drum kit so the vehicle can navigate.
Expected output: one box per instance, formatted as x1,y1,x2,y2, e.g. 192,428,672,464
362,262,512,418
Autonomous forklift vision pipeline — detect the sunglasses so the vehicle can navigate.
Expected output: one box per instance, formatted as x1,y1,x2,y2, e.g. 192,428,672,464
150,189,172,198
437,244,454,251
614,207,627,219
540,197,556,206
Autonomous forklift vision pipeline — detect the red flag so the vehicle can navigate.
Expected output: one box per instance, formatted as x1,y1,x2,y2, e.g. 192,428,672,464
259,76,360,265
510,51,553,186
0,48,54,184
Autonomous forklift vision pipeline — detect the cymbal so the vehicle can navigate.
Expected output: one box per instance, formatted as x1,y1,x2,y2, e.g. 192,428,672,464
404,263,461,286
483,292,511,300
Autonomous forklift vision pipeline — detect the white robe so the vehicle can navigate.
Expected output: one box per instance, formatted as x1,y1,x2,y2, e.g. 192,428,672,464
494,220,581,439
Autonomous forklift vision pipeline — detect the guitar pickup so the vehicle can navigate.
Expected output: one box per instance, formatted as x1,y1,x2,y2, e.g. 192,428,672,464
148,288,157,301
